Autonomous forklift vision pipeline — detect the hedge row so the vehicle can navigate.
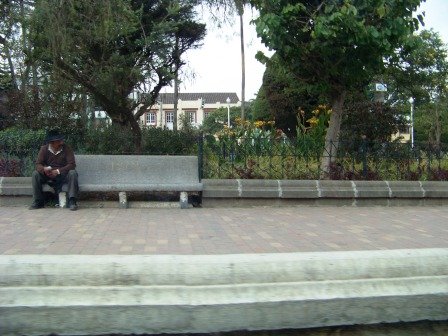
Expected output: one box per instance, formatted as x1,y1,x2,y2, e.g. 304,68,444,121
0,126,200,176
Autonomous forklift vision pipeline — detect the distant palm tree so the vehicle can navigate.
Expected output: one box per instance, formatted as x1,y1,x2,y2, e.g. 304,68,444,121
204,0,247,120
235,0,246,120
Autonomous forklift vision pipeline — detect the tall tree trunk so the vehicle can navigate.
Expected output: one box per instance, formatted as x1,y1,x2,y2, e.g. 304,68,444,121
107,100,143,152
0,34,19,90
32,64,39,111
320,91,346,178
19,0,28,95
239,8,245,120
435,105,441,149
129,116,143,152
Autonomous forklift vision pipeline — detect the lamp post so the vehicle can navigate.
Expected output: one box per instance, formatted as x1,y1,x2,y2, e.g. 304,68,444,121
226,97,231,127
157,99,163,128
409,97,414,148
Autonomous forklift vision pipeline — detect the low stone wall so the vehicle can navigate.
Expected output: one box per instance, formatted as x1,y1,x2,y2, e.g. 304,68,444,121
0,177,33,196
1,249,447,335
202,179,448,207
2,177,448,207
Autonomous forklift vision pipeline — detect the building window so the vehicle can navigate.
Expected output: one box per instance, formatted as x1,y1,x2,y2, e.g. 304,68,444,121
187,111,196,123
204,111,210,119
166,111,174,123
146,112,156,125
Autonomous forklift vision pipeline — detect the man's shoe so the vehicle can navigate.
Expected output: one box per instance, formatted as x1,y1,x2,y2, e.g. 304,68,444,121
68,198,78,211
29,202,44,210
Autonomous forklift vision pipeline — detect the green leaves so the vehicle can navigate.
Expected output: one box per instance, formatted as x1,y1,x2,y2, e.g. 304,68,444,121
251,0,426,94
376,4,386,18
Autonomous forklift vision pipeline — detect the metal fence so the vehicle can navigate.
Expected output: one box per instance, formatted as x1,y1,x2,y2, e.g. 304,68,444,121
200,136,448,181
2,136,448,181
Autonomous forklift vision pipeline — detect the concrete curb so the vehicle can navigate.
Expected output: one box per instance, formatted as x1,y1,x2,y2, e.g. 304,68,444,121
1,249,447,335
3,178,448,208
202,179,448,199
4,178,448,199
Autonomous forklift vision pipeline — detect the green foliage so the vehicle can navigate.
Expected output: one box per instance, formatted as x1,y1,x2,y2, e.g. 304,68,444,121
295,104,330,153
0,128,46,177
414,95,448,143
30,0,206,146
386,29,448,104
80,124,198,155
253,54,321,136
141,127,198,155
0,127,46,154
203,135,448,181
252,0,424,96
382,29,448,146
340,99,407,144
201,106,244,135
251,87,271,121
0,125,200,176
251,0,425,160
82,125,135,154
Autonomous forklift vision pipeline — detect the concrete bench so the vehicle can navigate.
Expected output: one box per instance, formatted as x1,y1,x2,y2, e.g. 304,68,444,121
56,155,202,208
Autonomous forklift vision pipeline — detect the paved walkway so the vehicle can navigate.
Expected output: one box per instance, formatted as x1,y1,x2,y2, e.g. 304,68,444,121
1,205,447,255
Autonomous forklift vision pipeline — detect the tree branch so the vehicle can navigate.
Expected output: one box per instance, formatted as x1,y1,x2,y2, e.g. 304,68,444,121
54,58,118,116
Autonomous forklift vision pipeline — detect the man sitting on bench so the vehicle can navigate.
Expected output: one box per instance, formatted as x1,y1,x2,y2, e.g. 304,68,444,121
29,129,79,211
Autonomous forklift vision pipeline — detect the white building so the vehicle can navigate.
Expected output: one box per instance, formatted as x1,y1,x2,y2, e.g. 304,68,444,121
142,92,240,130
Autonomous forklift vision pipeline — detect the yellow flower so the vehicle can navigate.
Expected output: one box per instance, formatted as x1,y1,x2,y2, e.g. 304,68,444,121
254,120,264,128
307,116,319,126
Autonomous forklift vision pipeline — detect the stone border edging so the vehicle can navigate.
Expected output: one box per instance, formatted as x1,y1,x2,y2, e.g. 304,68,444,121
3,177,448,199
202,179,448,199
1,249,447,335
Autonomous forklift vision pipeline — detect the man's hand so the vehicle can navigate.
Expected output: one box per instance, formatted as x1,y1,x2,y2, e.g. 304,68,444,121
43,166,53,177
49,169,59,178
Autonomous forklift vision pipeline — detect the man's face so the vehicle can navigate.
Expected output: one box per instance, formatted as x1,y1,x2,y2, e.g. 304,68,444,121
50,140,63,151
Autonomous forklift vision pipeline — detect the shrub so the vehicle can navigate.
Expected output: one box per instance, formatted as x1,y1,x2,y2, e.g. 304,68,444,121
77,125,200,155
0,158,21,177
82,125,135,154
429,168,448,181
0,127,46,154
141,127,199,155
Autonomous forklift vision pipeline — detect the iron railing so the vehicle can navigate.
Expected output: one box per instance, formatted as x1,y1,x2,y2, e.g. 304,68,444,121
201,136,448,181
2,136,448,181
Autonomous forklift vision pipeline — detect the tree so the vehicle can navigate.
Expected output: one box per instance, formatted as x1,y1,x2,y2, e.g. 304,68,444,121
384,29,448,147
1,0,42,125
253,53,319,136
235,0,246,120
340,98,407,144
201,105,251,135
201,0,247,120
31,0,205,149
251,0,425,174
0,0,24,91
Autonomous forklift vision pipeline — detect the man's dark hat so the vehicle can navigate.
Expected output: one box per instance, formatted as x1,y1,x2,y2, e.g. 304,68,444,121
45,129,65,143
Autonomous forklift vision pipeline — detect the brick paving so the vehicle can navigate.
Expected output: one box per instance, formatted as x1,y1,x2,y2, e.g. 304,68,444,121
0,206,447,255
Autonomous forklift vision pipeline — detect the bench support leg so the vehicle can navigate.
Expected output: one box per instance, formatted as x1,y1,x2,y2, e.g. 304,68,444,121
179,192,188,209
58,192,67,208
119,192,128,209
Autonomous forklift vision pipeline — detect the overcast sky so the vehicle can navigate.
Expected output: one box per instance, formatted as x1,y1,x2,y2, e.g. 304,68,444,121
167,0,448,101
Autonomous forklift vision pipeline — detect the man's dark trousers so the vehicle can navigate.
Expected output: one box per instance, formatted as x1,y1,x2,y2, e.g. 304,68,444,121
31,170,79,204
